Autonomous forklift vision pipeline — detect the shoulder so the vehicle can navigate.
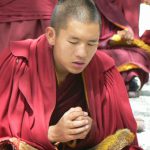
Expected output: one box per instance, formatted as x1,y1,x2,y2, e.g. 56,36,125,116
0,37,34,67
10,39,33,60
85,50,116,80
93,50,115,72
9,34,46,61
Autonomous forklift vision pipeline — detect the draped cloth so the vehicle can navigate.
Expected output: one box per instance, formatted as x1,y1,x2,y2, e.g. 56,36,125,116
94,0,150,87
95,0,140,38
141,30,150,45
0,35,142,149
0,0,57,51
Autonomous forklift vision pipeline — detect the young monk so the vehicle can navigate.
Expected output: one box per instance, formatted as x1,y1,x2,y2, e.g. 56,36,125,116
0,0,143,149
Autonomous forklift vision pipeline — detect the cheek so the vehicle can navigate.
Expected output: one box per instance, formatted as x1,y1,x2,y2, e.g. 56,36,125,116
88,48,97,58
59,42,73,54
58,48,72,63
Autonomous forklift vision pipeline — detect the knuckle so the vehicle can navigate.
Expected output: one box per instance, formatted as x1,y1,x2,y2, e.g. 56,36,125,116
69,121,74,128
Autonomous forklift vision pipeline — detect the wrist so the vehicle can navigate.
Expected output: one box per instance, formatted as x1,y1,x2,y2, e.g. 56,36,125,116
48,125,58,143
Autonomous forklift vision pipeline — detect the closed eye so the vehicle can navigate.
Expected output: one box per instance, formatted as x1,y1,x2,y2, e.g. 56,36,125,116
68,41,78,45
88,42,98,46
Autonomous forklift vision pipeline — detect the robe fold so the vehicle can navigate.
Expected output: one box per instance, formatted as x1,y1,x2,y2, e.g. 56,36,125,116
0,35,142,149
141,30,150,45
94,0,150,87
0,0,57,51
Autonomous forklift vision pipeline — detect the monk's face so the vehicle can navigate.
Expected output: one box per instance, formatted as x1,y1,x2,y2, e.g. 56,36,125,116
48,19,100,76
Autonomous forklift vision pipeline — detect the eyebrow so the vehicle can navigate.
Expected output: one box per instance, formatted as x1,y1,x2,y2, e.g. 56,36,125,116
69,37,79,40
69,36,98,42
88,40,99,43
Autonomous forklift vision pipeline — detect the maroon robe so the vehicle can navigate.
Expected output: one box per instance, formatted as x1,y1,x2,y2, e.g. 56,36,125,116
0,0,57,51
141,30,150,45
94,0,150,87
0,35,142,149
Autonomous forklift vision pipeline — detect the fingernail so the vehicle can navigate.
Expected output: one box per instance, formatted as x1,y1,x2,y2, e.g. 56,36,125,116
84,112,88,116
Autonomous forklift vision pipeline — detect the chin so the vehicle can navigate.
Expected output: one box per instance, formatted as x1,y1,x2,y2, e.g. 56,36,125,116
70,69,84,74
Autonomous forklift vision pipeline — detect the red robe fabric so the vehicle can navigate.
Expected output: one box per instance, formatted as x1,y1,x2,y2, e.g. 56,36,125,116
50,73,88,127
0,35,142,149
141,30,150,45
0,0,57,51
94,0,150,87
95,0,140,38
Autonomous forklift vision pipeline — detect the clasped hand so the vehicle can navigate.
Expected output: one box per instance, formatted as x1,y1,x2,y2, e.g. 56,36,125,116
48,107,92,143
117,28,134,44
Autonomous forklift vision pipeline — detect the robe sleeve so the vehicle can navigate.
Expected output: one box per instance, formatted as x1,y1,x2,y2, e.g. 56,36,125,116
103,66,142,150
80,51,143,149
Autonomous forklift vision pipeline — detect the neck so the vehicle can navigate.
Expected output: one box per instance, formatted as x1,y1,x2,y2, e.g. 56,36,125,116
55,70,68,86
54,59,69,85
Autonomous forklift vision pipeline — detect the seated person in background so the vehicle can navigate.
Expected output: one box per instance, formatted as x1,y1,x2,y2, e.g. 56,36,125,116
0,0,143,149
94,0,150,98
0,0,57,51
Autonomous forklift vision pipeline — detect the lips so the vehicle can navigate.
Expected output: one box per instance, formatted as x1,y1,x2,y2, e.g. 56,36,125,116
72,61,85,69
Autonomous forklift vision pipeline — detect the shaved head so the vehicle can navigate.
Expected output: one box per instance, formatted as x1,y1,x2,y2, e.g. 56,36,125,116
50,0,101,34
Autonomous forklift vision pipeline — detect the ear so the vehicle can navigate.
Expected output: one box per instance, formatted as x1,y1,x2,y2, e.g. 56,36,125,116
45,27,56,45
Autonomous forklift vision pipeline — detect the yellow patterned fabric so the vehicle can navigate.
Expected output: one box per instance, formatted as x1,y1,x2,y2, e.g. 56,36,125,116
88,129,135,150
110,34,150,54
0,137,38,150
117,63,139,72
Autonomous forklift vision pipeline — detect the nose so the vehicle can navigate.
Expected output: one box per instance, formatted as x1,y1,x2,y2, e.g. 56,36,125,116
75,44,87,58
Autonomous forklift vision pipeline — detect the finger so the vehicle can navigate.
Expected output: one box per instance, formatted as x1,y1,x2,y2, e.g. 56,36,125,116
126,40,132,45
67,107,81,113
122,32,130,40
65,107,83,115
73,107,83,111
75,116,86,121
70,107,83,112
67,111,86,121
69,124,90,135
75,112,88,121
126,34,133,41
69,119,89,128
69,130,89,140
